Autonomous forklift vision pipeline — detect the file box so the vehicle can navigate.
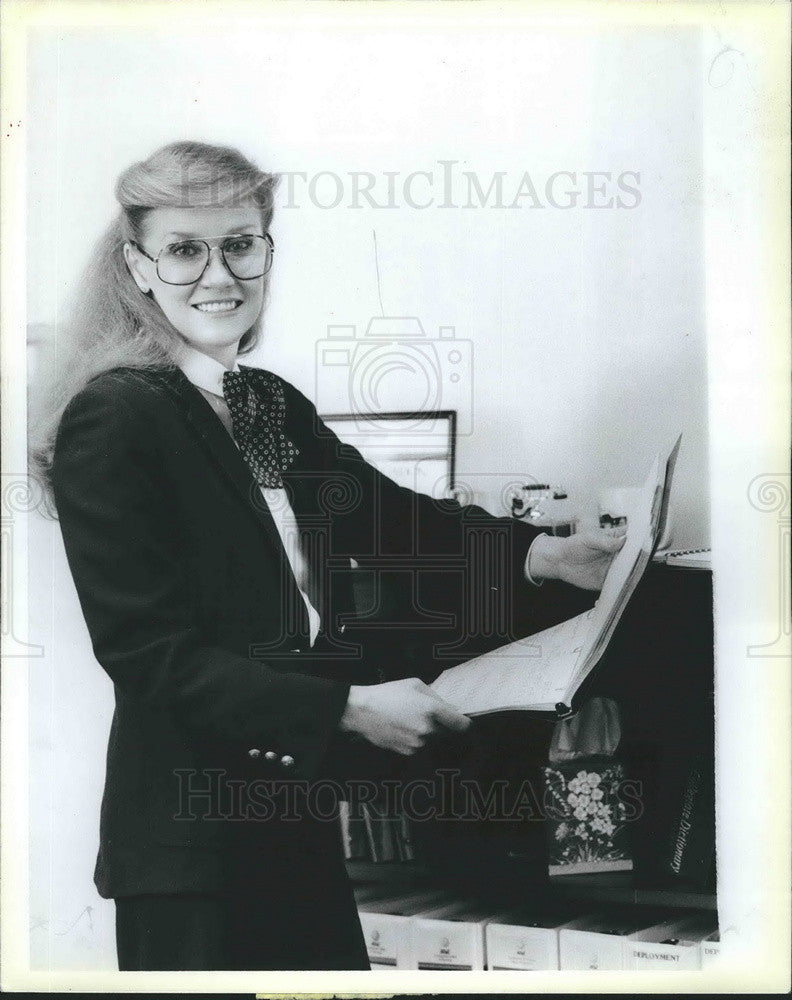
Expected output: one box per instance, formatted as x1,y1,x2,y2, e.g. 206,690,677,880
411,899,511,970
356,889,453,969
700,930,721,967
558,908,674,970
625,912,718,971
486,904,585,970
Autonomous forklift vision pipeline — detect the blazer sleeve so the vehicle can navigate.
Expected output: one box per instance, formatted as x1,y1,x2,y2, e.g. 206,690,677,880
294,390,595,656
51,376,351,781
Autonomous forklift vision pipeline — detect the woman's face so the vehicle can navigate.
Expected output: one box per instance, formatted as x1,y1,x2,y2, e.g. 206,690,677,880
124,204,267,366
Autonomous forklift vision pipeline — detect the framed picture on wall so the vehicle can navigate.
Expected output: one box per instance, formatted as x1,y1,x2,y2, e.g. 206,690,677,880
320,410,457,501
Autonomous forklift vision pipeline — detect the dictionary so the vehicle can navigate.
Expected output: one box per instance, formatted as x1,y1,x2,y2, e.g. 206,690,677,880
431,437,681,717
647,745,716,889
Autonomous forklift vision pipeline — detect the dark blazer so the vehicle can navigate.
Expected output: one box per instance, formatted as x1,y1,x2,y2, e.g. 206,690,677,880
51,363,575,900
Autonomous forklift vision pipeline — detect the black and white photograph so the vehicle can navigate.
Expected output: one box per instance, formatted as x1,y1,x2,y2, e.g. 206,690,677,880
1,0,789,992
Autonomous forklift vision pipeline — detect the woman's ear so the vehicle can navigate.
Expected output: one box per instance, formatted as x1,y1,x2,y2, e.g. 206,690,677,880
123,243,151,294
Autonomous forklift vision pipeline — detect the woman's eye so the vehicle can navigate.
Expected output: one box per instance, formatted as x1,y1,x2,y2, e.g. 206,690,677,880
168,242,201,259
224,237,254,255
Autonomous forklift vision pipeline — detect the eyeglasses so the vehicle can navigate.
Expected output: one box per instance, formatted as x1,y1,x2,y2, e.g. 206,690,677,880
131,233,274,285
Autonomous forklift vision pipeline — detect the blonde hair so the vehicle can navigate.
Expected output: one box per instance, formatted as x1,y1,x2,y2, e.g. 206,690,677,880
29,141,278,513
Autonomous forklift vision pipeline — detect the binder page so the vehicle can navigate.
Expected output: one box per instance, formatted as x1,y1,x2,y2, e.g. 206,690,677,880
431,448,674,716
430,610,594,715
583,456,660,638
568,456,662,690
573,435,684,690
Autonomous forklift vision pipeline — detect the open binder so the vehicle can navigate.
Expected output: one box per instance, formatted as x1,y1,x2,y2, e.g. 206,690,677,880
431,436,682,718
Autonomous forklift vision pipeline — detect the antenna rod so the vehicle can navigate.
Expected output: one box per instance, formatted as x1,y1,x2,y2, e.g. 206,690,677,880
373,230,385,317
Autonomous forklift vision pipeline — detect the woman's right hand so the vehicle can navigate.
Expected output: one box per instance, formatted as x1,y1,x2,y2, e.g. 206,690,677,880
338,678,472,756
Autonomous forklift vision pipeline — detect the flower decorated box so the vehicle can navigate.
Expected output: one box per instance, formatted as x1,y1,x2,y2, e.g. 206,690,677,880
543,758,633,874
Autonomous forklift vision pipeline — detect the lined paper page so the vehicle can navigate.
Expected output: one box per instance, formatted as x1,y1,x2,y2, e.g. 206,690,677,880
431,611,593,714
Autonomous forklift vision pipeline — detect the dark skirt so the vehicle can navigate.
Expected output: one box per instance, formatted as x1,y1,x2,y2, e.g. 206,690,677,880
115,841,369,971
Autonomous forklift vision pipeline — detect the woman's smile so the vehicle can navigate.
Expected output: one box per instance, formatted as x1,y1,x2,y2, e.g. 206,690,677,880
125,204,267,367
192,298,244,313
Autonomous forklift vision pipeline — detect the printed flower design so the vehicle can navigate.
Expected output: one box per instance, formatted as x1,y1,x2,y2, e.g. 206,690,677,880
544,762,631,868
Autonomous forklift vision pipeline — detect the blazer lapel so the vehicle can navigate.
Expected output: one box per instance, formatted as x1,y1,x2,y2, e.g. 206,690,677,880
156,366,286,556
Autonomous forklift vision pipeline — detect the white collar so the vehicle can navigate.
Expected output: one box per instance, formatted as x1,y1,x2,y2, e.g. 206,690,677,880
177,344,241,398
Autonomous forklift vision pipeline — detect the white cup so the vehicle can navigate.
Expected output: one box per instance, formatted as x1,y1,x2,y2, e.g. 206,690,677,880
598,487,641,529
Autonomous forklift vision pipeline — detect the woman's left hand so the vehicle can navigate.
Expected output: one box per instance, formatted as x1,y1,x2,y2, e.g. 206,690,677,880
527,528,627,591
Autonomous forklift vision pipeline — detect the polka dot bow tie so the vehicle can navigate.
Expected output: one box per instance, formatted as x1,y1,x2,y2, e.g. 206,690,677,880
221,367,300,488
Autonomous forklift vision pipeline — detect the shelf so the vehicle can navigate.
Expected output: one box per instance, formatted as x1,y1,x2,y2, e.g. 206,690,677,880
346,860,716,912
545,870,716,911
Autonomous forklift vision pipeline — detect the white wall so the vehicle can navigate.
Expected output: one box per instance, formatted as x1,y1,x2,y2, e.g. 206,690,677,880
26,20,709,970
27,22,708,541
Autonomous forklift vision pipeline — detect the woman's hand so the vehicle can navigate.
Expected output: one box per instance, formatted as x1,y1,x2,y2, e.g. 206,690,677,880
528,528,626,591
338,678,471,756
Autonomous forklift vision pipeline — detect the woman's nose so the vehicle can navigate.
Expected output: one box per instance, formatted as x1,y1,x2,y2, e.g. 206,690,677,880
199,245,235,285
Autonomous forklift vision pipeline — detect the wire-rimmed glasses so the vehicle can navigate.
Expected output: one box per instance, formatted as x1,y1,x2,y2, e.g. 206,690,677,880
131,233,274,285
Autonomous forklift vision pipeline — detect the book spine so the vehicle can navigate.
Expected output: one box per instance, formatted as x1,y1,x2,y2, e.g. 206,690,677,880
399,813,416,861
338,799,352,859
660,751,716,886
360,802,380,862
346,798,372,860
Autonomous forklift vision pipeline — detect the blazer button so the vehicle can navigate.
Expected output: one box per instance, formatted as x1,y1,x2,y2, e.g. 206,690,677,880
264,751,278,762
280,755,295,768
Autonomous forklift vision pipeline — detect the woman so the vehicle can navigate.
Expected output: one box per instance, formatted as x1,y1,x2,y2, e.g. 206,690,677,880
30,141,623,971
